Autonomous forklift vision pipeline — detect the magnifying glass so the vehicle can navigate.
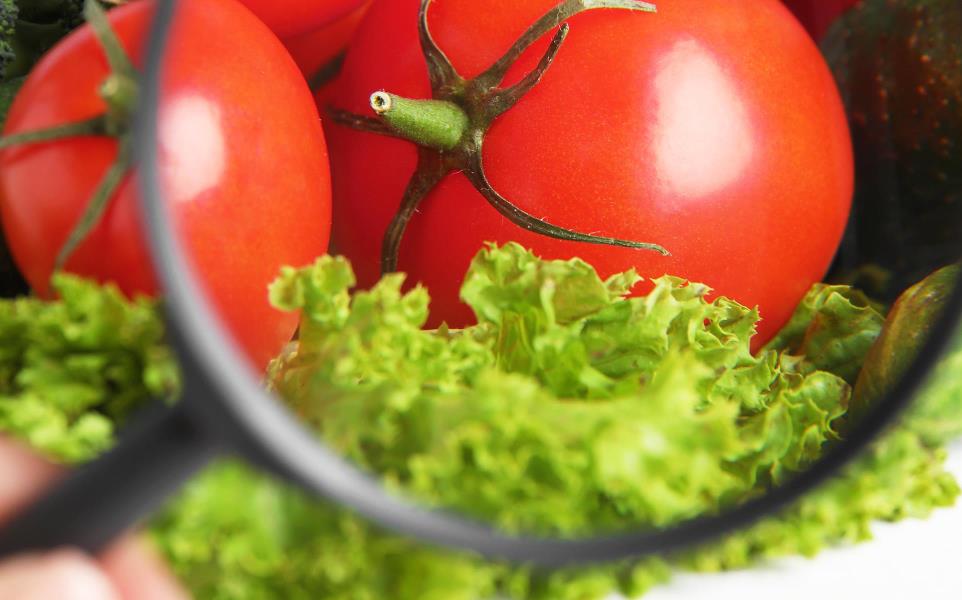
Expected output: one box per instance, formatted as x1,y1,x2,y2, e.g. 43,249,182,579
0,0,959,568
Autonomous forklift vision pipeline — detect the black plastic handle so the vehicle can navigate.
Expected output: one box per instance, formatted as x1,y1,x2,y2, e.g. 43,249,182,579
0,402,221,558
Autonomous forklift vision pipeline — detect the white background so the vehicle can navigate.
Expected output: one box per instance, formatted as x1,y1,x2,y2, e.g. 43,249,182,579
627,441,962,600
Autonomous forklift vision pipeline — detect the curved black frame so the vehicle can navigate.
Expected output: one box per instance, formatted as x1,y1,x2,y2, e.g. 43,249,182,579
1,0,960,567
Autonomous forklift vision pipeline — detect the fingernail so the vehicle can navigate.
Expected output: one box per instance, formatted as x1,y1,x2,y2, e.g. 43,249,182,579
0,549,119,600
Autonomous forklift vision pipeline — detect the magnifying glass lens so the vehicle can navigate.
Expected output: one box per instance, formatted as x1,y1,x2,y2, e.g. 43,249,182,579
147,0,962,561
152,0,331,374
3,0,962,577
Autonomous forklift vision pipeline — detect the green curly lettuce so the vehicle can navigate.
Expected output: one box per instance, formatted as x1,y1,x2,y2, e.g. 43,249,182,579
153,246,962,600
0,273,178,462
266,244,854,536
2,246,960,600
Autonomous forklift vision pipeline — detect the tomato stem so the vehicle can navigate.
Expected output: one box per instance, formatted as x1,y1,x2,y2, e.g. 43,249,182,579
473,0,656,91
83,0,137,80
331,0,669,275
0,115,108,148
381,150,451,272
55,141,131,270
416,0,464,97
463,150,670,255
0,0,141,276
99,72,138,132
370,92,469,151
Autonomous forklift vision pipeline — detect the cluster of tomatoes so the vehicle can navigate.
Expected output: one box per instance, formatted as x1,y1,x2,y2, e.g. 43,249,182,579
0,0,856,369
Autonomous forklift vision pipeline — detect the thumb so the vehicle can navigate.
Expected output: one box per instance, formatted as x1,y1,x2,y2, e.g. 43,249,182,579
0,549,119,600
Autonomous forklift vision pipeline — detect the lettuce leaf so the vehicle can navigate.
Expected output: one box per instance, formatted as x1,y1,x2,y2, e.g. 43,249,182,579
267,244,852,535
0,274,178,462
1,247,959,600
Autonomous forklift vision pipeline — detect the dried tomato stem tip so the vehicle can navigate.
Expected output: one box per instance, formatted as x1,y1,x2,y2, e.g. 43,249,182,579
369,91,469,151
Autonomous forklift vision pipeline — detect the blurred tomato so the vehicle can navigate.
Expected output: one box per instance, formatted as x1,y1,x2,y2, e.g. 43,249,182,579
285,1,371,84
237,0,368,39
783,0,860,39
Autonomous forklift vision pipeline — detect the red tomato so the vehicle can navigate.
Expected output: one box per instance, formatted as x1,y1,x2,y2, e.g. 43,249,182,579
284,0,372,82
327,0,853,347
0,0,332,370
782,0,860,39
238,0,370,39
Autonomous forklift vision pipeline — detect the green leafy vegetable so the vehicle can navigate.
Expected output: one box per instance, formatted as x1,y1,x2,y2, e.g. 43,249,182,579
763,282,885,384
2,0,85,82
267,244,854,535
0,273,177,462
2,246,960,600
0,0,15,79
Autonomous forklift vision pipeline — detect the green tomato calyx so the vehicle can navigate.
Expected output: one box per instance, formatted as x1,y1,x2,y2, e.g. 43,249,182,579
330,0,668,276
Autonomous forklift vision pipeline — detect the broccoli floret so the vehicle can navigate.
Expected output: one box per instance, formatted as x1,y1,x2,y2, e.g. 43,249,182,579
2,0,93,81
0,0,17,79
53,0,85,31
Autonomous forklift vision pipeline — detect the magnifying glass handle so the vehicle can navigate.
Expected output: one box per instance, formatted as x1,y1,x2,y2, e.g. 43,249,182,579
0,402,221,558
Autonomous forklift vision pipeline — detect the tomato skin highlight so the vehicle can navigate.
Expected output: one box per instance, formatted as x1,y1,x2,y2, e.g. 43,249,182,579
327,0,853,347
238,0,370,40
0,0,332,370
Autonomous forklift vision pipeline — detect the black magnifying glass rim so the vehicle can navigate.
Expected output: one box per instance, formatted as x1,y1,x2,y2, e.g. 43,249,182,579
135,0,962,567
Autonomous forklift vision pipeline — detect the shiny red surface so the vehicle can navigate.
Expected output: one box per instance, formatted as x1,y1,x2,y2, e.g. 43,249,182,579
284,0,372,80
238,0,370,39
327,0,853,346
0,0,332,369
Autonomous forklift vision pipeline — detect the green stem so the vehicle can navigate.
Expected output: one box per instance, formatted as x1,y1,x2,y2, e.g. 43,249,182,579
2,1,140,276
0,115,108,148
55,142,130,270
370,92,469,151
84,0,136,78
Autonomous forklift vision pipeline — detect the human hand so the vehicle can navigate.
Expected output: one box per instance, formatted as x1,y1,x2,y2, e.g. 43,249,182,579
0,437,188,599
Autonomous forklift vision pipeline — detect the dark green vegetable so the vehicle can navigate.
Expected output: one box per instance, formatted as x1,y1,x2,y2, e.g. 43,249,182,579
0,75,28,298
852,264,962,442
0,0,16,79
1,0,86,81
823,0,962,299
0,0,88,296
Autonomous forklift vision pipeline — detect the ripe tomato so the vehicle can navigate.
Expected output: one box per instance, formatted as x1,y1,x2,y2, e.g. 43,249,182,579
326,0,853,347
0,0,332,370
237,0,370,40
782,0,860,39
284,1,372,83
